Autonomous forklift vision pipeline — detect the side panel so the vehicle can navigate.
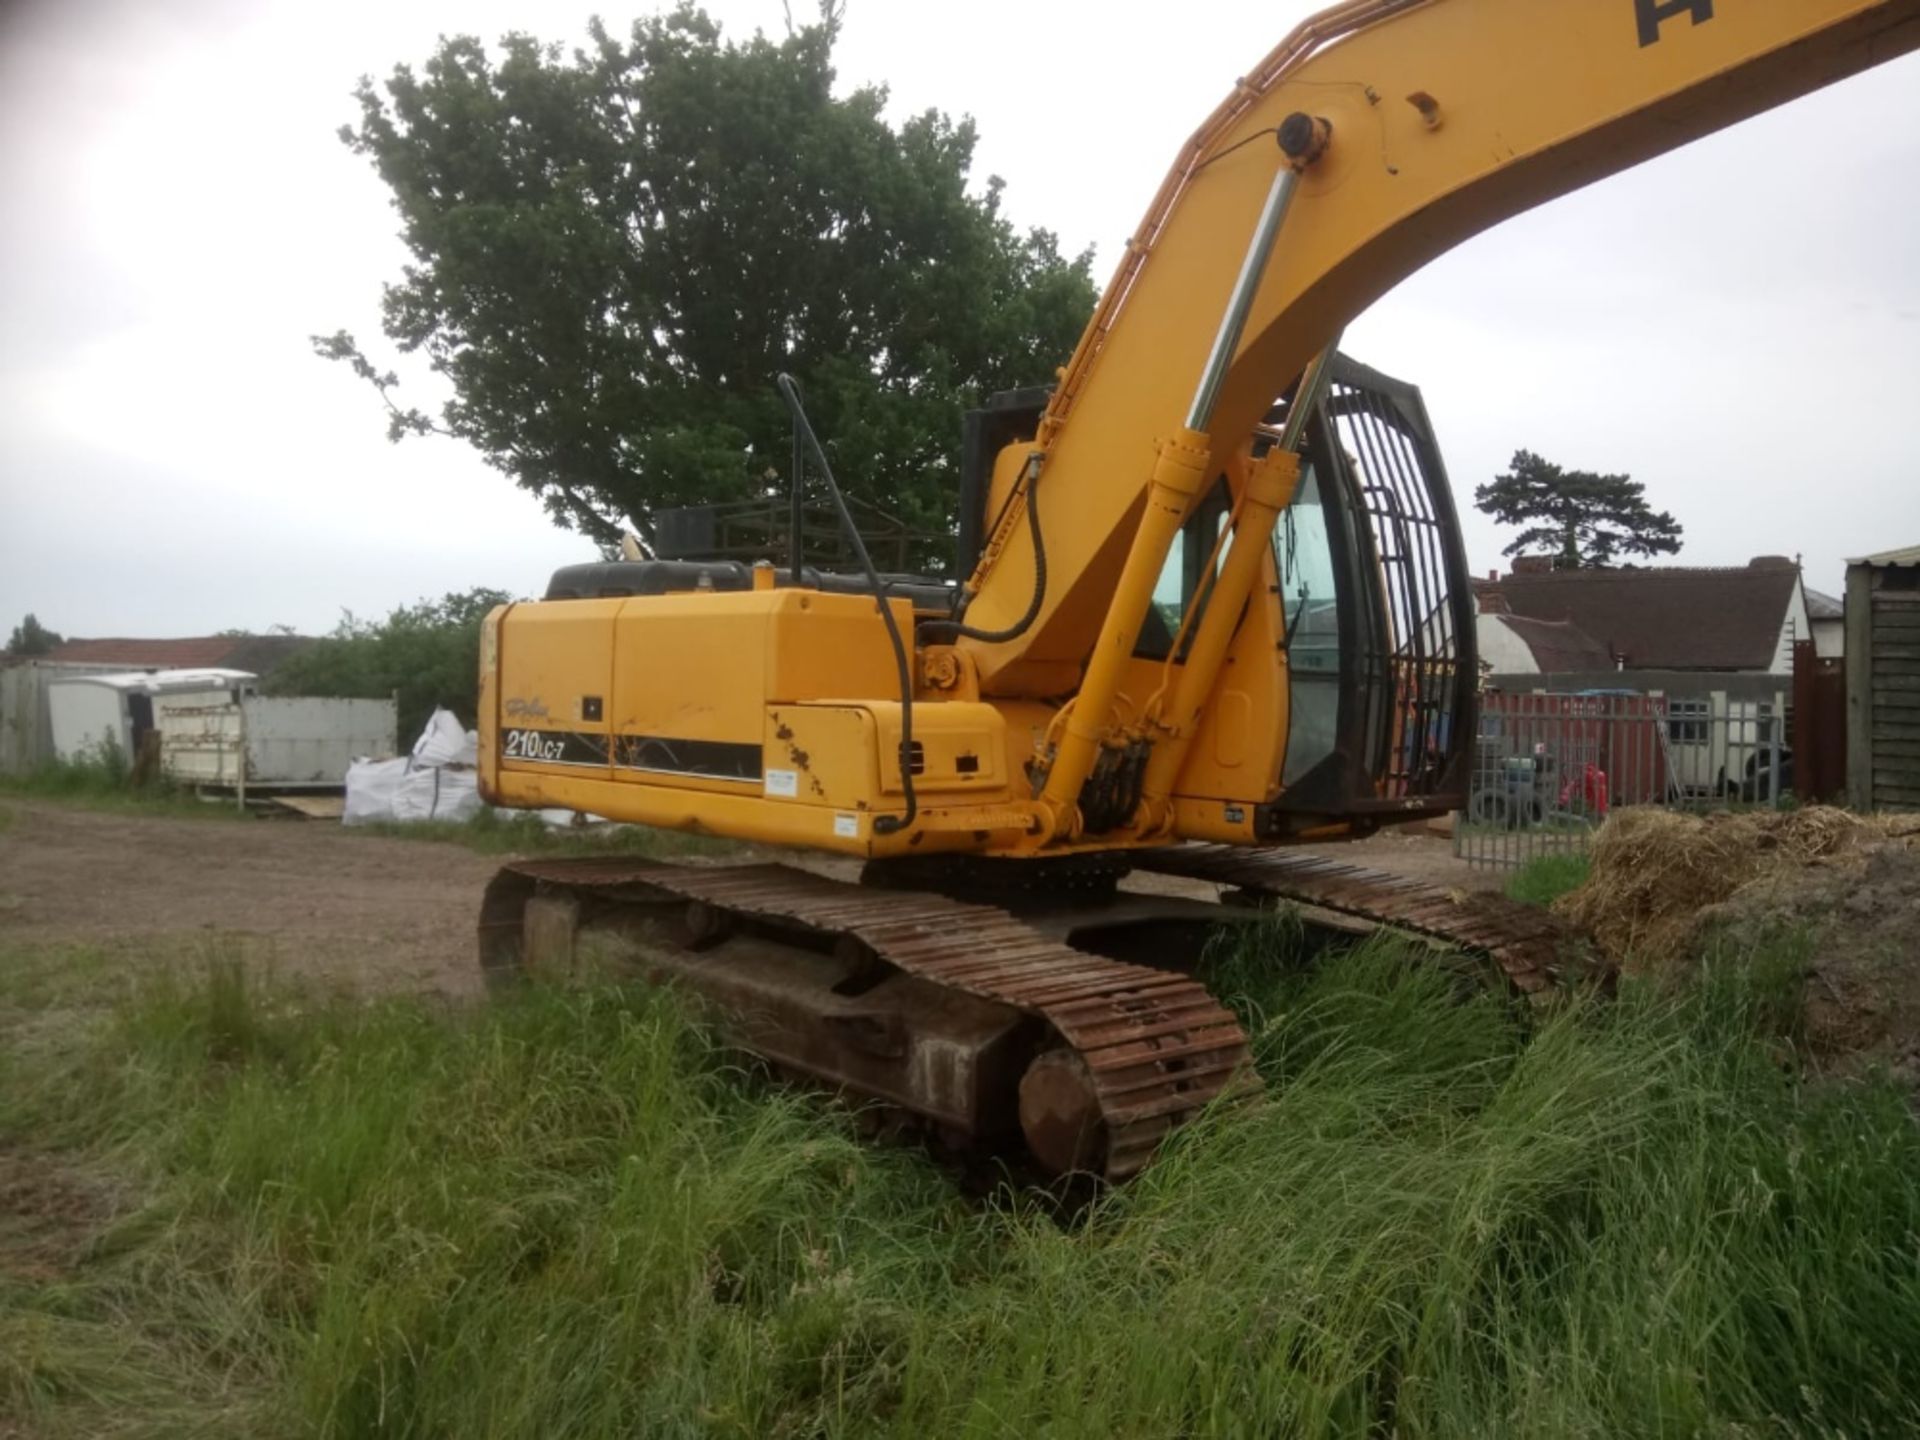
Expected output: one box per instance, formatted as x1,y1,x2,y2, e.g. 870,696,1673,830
763,591,915,703
494,598,621,782
760,702,1016,812
240,697,397,784
611,596,768,790
762,704,879,813
47,684,128,762
155,701,243,786
490,588,921,813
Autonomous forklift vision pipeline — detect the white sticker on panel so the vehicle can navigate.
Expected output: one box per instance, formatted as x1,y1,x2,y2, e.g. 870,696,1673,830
833,812,859,838
765,768,799,798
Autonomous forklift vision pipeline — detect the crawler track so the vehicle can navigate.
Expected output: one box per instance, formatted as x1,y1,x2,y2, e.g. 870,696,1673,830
1131,844,1583,993
480,858,1254,1181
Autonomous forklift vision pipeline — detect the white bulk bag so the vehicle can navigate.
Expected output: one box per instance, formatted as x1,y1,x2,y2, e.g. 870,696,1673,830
342,755,410,825
392,761,482,824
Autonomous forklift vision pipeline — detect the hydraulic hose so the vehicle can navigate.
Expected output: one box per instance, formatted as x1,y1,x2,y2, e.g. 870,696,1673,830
921,453,1046,645
775,373,918,835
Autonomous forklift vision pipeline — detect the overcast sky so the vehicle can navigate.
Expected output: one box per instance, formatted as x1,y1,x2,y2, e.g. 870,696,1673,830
3,0,1917,640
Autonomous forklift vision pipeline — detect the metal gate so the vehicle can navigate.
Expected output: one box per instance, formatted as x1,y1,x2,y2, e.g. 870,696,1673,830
1455,691,1790,869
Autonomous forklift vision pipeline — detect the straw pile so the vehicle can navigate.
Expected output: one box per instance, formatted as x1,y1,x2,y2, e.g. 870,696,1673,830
1554,806,1889,968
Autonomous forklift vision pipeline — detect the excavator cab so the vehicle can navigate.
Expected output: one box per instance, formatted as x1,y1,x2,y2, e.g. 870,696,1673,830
956,352,1476,839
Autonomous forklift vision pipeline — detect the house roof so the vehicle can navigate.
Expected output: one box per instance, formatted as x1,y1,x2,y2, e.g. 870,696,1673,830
1483,559,1799,671
1805,587,1844,621
1493,614,1616,673
214,634,315,675
41,634,312,674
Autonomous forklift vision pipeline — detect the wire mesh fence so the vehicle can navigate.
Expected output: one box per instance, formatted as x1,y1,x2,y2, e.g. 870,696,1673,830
1455,692,1791,869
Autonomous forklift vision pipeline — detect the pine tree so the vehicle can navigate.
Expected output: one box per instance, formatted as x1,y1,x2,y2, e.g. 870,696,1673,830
1475,450,1683,568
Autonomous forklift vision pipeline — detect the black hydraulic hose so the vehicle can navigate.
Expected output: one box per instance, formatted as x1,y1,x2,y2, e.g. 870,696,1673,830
920,454,1047,645
775,373,917,834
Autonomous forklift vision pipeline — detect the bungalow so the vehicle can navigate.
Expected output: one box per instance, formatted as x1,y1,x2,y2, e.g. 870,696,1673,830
1473,555,1816,796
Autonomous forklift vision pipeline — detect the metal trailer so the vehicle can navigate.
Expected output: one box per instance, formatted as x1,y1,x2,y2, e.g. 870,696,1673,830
157,695,397,801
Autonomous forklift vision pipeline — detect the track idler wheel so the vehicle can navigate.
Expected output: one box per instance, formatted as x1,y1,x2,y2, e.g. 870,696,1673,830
1018,1048,1108,1176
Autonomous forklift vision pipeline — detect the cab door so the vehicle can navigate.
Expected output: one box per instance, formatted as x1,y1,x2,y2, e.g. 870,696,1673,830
1268,354,1475,823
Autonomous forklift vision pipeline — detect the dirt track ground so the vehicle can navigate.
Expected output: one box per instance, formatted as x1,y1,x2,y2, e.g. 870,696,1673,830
0,802,504,995
0,801,1495,996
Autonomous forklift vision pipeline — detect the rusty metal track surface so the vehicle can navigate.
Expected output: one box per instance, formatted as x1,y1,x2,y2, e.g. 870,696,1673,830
1131,845,1581,993
495,858,1253,1180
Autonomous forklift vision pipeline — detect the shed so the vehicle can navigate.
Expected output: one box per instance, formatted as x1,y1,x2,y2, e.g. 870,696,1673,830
1846,545,1920,811
46,669,256,763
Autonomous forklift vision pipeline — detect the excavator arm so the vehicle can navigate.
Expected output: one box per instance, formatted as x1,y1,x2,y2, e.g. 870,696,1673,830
955,0,1920,837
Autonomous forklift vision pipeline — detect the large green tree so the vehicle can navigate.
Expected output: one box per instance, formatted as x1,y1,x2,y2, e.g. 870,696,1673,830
1475,450,1684,569
319,4,1096,566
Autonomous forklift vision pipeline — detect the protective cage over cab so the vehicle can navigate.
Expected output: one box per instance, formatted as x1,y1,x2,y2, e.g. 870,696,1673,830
1268,352,1476,827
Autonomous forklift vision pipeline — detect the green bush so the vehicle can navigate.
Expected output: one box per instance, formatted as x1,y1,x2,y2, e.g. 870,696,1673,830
264,587,510,741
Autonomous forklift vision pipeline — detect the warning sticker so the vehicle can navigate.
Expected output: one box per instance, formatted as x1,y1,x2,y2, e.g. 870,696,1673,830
765,768,799,798
833,812,860,838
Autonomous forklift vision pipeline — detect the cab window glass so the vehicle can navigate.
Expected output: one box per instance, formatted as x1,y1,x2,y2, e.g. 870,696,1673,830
1277,466,1343,782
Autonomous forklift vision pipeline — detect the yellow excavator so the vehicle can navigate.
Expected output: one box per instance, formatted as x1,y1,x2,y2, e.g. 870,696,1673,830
476,0,1920,1178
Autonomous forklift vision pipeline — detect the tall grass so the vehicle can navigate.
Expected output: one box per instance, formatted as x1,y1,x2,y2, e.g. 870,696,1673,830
0,740,223,821
4,929,1917,1438
3,740,147,799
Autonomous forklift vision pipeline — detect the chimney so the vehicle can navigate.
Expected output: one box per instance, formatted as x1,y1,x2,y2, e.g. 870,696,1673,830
1487,568,1499,583
1748,555,1794,571
1511,554,1553,576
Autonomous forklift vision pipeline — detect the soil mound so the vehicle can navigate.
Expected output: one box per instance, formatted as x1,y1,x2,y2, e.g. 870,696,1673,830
1555,807,1886,965
1702,841,1920,1084
1557,806,1920,1081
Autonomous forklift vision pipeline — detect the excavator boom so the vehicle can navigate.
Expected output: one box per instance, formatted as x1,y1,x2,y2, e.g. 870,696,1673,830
959,0,1920,835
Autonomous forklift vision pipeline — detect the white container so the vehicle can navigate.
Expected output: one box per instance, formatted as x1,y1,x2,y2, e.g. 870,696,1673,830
47,669,254,763
158,694,398,790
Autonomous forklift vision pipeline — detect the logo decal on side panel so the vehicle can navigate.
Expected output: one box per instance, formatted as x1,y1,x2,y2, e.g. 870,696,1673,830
1636,0,1713,47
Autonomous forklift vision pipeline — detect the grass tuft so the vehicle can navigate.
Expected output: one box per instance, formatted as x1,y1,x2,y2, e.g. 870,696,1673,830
1503,850,1591,907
